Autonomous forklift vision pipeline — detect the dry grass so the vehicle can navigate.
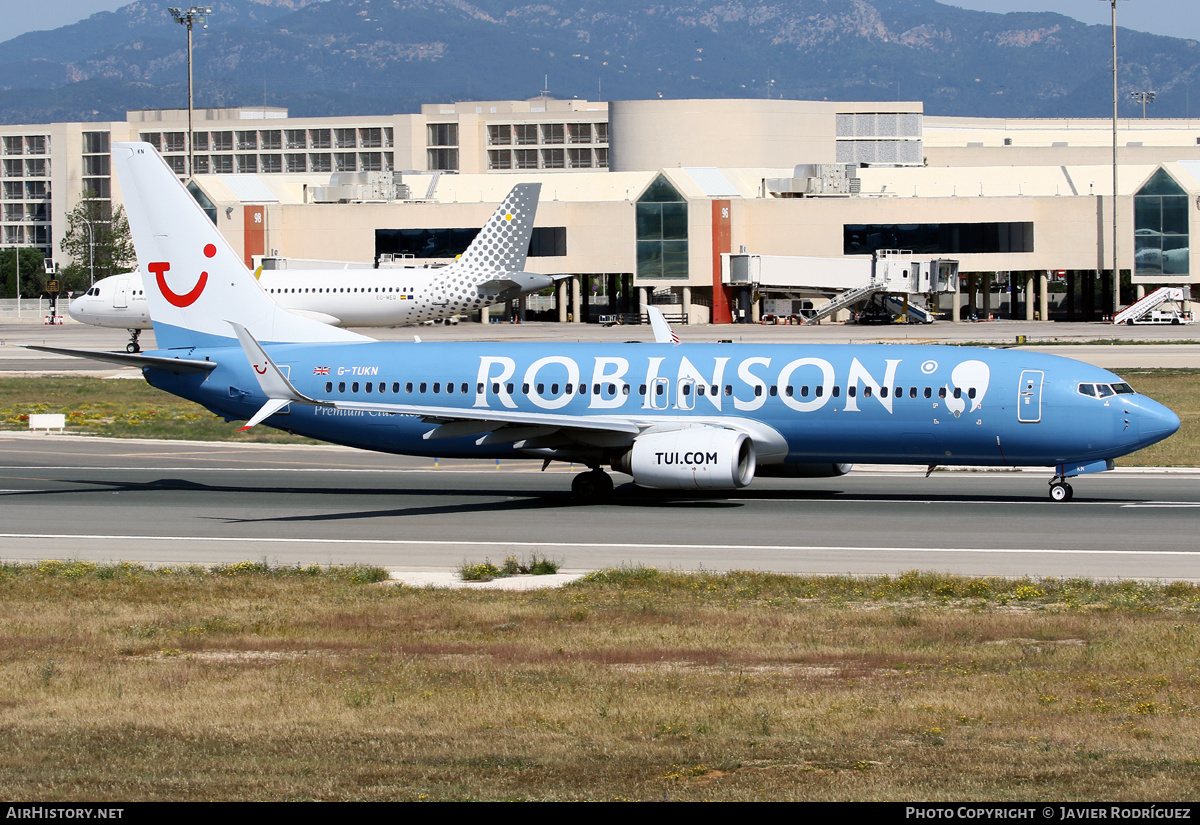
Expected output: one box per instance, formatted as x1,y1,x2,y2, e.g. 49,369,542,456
1117,369,1200,467
0,377,317,443
2,563,1200,801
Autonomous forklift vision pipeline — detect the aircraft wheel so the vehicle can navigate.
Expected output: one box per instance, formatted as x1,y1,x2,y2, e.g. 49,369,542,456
126,342,140,353
1049,481,1073,502
572,470,614,503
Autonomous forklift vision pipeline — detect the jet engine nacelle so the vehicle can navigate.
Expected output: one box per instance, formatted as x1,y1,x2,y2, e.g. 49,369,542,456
616,428,756,490
756,462,853,478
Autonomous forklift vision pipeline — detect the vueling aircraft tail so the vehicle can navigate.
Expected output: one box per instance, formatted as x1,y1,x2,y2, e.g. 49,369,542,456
452,183,540,274
420,183,551,315
111,142,368,349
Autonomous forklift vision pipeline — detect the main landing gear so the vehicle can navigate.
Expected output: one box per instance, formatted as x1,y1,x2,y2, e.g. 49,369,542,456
125,329,142,354
1049,478,1074,502
571,468,614,503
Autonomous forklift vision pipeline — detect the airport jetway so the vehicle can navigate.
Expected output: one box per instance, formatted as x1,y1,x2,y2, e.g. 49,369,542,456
1113,287,1195,325
724,251,957,324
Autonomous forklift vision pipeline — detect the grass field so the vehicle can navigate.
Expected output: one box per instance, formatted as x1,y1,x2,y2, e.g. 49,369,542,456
2,562,1200,801
2,370,1196,465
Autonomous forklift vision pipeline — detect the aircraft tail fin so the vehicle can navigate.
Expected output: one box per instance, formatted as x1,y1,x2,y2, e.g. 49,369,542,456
450,183,541,275
647,306,681,344
111,142,368,349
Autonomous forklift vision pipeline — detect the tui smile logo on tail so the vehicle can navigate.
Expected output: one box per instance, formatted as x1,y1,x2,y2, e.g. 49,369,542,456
148,243,215,307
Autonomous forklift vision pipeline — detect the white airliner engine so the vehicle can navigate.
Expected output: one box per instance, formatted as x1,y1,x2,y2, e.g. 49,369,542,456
615,428,756,490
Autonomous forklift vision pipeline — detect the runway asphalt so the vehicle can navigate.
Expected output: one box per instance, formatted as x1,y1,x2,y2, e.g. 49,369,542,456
2,434,1198,581
2,319,1197,581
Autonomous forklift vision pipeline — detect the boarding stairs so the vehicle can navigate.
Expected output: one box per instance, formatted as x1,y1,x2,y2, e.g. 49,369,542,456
1113,287,1189,325
883,295,935,324
800,281,883,325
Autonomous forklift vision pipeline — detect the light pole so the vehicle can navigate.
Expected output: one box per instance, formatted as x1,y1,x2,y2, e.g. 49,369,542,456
1100,0,1129,315
83,219,95,287
1130,90,1155,118
168,7,212,178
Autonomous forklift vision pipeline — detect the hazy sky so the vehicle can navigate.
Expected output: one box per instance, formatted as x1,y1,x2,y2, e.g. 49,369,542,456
943,1,1198,42
1,0,128,38
1,0,1196,42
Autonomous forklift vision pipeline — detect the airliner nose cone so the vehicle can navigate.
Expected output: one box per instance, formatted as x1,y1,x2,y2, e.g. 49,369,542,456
1142,404,1181,444
67,296,87,323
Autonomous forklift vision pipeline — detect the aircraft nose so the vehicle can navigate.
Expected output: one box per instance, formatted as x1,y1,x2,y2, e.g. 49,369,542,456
1145,405,1181,442
1138,398,1181,446
67,295,88,322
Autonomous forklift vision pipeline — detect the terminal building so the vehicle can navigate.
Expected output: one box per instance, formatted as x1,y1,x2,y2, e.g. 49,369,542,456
3,97,1199,324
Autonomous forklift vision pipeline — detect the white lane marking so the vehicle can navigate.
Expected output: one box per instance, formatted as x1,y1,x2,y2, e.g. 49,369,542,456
1,533,1198,557
1122,502,1200,508
0,465,563,473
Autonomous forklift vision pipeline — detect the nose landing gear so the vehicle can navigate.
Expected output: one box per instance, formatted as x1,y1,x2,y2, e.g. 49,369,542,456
1049,478,1073,502
126,329,142,354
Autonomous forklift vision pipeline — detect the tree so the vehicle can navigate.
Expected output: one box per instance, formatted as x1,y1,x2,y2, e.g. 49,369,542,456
58,193,136,293
0,248,46,300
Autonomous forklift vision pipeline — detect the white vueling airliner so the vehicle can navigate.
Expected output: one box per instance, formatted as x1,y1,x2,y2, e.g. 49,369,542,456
66,183,551,351
35,144,1181,503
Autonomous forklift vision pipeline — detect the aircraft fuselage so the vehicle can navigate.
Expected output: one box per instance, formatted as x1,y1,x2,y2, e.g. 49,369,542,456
145,341,1177,469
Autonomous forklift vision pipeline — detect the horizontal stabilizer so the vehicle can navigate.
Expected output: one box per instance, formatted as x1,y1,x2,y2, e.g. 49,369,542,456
25,345,217,374
238,397,292,431
478,277,521,293
288,308,343,326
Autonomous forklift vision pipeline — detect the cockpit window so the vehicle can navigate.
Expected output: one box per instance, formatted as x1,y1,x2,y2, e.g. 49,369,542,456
1080,382,1134,398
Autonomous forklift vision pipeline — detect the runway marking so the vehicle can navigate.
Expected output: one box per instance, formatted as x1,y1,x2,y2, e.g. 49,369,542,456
1121,502,1200,508
1,533,1198,557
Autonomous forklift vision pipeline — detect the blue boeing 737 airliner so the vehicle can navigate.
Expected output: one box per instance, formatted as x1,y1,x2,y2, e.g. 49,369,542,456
35,144,1181,502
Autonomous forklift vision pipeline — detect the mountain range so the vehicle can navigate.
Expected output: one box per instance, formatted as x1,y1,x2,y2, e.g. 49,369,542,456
1,0,1198,124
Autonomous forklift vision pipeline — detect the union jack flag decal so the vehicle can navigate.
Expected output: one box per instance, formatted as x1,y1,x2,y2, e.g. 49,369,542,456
313,366,331,375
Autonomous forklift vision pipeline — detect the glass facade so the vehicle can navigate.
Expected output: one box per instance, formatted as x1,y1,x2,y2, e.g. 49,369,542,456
375,226,566,260
1134,168,1189,277
636,175,688,279
844,222,1034,255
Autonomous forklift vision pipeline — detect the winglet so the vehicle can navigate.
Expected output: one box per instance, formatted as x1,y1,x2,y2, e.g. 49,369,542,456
646,305,680,344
